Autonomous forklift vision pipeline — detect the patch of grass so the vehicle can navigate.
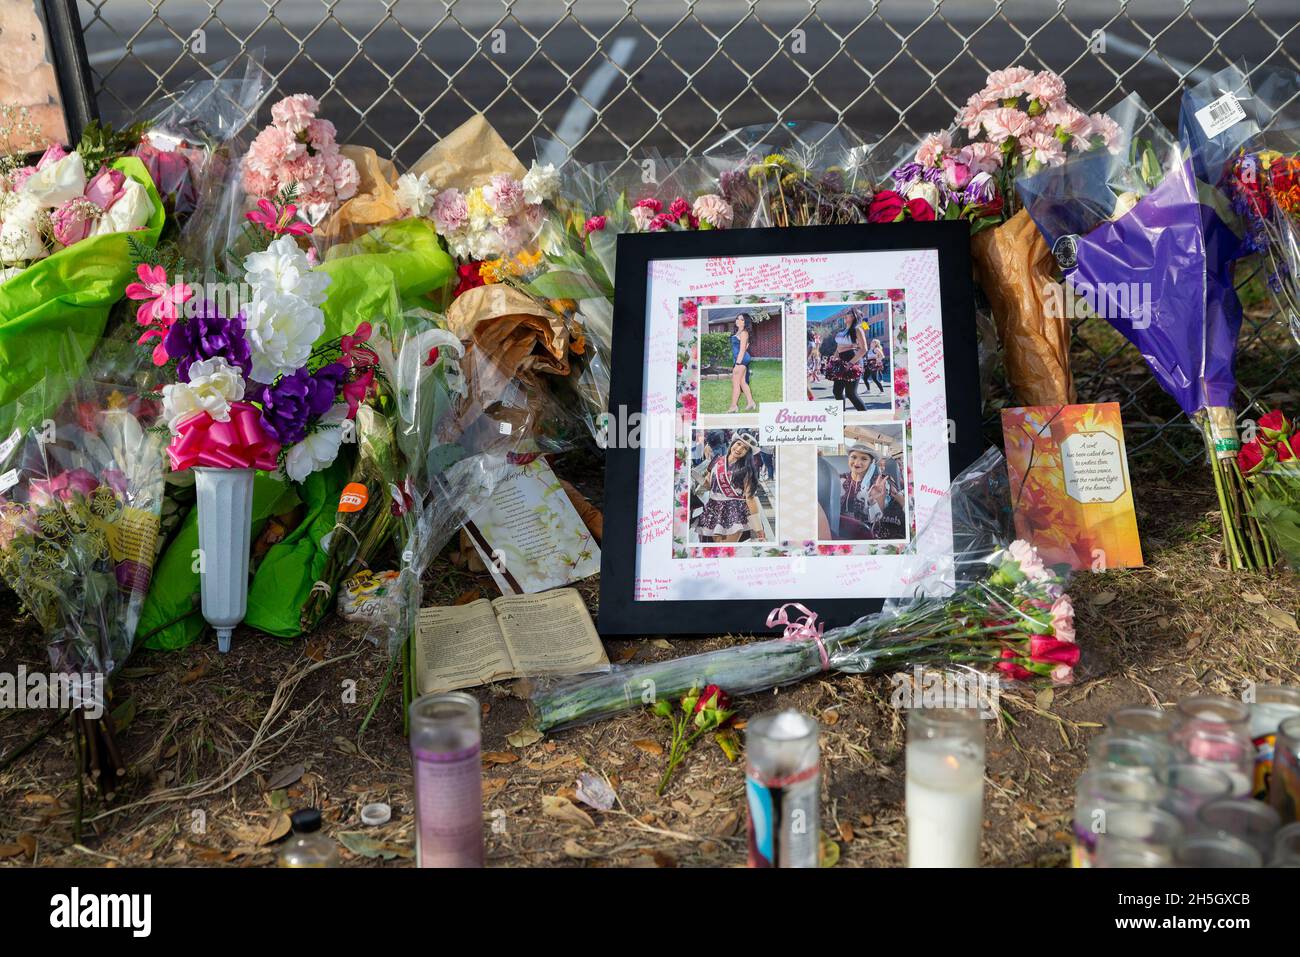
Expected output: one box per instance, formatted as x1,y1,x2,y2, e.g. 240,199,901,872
698,358,783,414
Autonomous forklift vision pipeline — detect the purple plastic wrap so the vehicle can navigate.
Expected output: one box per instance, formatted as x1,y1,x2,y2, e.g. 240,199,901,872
1065,157,1244,417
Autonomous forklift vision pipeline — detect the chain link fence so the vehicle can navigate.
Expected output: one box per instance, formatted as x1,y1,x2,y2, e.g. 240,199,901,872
77,0,1300,466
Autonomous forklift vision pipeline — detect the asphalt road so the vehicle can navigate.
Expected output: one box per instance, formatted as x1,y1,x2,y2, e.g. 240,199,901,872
79,0,1298,166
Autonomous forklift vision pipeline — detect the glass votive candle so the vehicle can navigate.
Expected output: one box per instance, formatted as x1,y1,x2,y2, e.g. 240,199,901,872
1107,705,1182,742
1249,687,1300,799
1088,732,1176,781
1094,805,1183,867
1197,797,1281,858
1175,724,1254,797
1071,768,1164,867
409,691,484,868
906,708,985,868
1269,715,1300,823
1175,833,1263,868
1176,695,1251,736
1156,763,1234,825
1272,822,1300,866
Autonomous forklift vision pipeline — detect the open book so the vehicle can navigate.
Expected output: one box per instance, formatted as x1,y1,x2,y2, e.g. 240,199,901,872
413,588,609,694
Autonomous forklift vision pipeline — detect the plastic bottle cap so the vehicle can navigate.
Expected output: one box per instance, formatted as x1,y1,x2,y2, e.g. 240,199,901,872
361,802,391,826
290,808,322,833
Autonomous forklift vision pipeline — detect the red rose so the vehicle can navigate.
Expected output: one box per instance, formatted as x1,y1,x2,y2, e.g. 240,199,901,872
1291,434,1300,460
1258,409,1290,443
1237,440,1268,475
1279,440,1296,462
453,262,485,297
694,684,730,713
1029,635,1081,667
906,197,936,221
867,190,904,223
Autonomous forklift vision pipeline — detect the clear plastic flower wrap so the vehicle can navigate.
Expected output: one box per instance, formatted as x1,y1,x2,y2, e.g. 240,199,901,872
0,373,165,679
530,447,1079,732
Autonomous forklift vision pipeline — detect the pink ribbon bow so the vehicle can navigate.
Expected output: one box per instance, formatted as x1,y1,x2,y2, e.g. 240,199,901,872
767,602,829,670
167,402,281,472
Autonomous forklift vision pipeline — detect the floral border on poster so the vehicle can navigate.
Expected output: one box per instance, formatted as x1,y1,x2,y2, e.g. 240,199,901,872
670,289,916,559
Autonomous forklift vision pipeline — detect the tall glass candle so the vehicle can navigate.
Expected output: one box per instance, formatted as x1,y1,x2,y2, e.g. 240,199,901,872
1072,768,1164,867
1106,705,1182,742
409,692,484,868
745,709,820,868
906,708,985,868
1249,686,1300,799
1269,716,1300,823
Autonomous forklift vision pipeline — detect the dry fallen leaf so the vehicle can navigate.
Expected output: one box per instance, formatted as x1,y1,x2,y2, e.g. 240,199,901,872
1090,591,1116,607
482,751,520,767
1242,592,1268,604
1036,688,1055,711
650,639,674,651
542,795,595,828
822,709,840,726
837,820,855,843
265,763,305,792
506,726,543,748
482,778,508,798
1260,607,1299,633
631,738,664,756
180,662,208,685
563,839,597,859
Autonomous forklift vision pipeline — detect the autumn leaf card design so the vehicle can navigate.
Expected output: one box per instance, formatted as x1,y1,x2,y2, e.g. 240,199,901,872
1001,402,1143,571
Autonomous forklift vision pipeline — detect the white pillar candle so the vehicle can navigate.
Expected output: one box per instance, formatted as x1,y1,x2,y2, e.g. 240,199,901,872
906,711,985,868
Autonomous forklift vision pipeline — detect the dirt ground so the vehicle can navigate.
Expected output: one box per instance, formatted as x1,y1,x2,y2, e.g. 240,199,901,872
2,438,1299,868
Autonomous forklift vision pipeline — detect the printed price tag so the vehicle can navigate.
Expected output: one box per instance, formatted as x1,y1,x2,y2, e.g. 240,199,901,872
1195,93,1246,138
0,468,19,494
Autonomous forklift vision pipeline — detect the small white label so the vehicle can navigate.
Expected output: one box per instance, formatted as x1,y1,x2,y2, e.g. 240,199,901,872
1195,93,1246,139
758,400,844,446
0,428,19,464
498,421,513,435
0,468,19,494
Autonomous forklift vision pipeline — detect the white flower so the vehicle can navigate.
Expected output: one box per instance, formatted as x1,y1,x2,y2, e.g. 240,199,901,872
161,357,245,432
20,151,86,206
1111,191,1140,221
395,172,436,217
0,191,48,263
521,160,560,205
467,228,506,261
244,289,325,383
629,206,655,231
90,178,153,237
905,181,942,209
243,235,331,306
284,403,348,482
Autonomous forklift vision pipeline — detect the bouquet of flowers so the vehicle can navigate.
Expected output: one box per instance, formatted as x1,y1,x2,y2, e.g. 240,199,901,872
895,67,1125,406
0,376,166,786
1227,143,1300,344
532,448,1078,731
1017,80,1270,569
1237,409,1300,566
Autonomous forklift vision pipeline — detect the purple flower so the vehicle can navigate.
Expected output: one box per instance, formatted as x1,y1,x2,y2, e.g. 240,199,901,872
164,301,253,381
254,363,346,444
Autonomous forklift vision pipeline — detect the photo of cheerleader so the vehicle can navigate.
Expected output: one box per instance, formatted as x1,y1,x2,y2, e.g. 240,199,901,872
807,301,894,414
815,424,908,543
688,429,777,544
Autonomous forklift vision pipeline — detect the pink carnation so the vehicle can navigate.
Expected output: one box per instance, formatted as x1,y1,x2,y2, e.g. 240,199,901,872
326,151,359,202
306,117,340,155
432,188,469,234
967,141,1003,172
1046,105,1093,151
958,93,992,137
483,174,525,217
633,197,663,214
584,214,606,233
1051,594,1075,643
691,193,733,228
1090,112,1123,154
980,107,1033,143
915,130,952,167
270,93,320,133
1025,70,1067,108
1021,130,1066,168
244,126,304,179
981,66,1035,102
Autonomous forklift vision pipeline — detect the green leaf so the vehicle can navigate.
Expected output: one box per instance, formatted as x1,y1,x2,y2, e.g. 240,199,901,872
337,831,412,860
526,270,606,301
111,696,136,734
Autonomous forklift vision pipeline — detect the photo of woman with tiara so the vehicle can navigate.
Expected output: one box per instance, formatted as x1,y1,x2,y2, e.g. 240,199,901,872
689,429,777,544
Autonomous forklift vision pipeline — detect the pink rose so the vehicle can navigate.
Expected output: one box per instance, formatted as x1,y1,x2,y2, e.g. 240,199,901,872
35,143,68,170
1050,595,1075,643
941,157,972,189
50,197,100,246
84,167,126,209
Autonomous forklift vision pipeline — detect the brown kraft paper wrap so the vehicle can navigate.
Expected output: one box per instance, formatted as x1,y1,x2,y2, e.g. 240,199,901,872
970,208,1077,407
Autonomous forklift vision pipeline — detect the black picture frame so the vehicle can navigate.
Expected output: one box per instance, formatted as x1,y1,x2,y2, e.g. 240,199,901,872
598,221,984,637
40,0,98,146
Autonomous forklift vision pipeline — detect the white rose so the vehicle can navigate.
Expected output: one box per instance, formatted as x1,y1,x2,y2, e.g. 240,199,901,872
243,235,330,306
395,172,436,217
20,151,86,206
161,357,246,432
284,403,348,482
905,181,942,209
0,192,48,263
244,289,325,383
1111,191,1140,221
90,178,153,236
521,160,560,205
